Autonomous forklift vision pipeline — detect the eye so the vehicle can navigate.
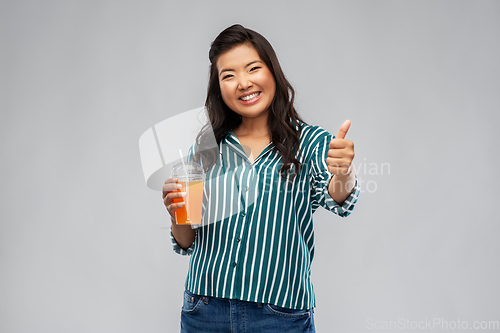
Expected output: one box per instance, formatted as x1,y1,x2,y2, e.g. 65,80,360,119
250,66,261,72
222,74,233,80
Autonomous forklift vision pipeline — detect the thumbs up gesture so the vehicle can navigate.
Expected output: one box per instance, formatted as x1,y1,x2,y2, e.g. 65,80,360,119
327,120,355,177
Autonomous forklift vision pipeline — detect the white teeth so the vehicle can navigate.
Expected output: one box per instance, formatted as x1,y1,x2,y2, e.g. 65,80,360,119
241,92,259,101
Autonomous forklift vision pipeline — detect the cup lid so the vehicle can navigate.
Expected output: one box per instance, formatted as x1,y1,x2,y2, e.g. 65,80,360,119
171,161,205,178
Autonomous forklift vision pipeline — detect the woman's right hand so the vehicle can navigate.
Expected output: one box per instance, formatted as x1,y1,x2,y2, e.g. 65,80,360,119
162,177,186,223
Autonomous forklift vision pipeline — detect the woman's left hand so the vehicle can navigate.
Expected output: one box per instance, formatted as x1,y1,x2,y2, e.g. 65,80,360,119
327,120,355,177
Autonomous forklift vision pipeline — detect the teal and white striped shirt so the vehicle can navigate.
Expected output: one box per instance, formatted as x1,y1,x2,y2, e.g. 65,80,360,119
170,123,360,310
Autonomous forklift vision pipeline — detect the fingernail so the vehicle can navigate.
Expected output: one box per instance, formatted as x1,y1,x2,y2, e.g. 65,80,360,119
177,184,182,189
179,202,185,206
180,192,187,197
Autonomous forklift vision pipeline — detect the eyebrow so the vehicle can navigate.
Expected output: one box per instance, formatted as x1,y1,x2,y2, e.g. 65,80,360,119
219,60,263,76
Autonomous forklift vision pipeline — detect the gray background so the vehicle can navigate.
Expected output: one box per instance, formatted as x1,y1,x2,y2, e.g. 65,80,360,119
1,0,499,332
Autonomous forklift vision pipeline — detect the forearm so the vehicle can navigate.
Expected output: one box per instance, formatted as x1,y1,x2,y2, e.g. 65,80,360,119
171,220,196,250
328,171,356,205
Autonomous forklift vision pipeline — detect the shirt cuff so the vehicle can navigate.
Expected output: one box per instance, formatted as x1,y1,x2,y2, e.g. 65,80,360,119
170,226,196,256
323,175,360,217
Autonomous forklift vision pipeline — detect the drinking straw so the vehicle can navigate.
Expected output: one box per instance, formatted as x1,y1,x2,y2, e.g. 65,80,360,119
178,149,190,221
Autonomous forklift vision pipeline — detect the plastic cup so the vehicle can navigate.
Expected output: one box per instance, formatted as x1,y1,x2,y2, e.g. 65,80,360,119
170,161,205,225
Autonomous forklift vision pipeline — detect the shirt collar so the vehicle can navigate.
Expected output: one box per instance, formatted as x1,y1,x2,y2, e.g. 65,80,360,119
222,130,275,164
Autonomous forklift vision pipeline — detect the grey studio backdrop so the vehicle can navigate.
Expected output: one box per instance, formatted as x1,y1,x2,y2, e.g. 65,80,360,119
1,1,499,332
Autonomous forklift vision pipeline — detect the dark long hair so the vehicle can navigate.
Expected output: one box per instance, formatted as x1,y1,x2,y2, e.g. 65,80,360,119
195,24,307,180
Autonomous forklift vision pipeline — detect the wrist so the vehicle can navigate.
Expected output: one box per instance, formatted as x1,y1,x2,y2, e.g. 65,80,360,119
329,171,356,193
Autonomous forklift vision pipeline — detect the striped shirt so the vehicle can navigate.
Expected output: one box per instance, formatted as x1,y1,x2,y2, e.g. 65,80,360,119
170,123,360,310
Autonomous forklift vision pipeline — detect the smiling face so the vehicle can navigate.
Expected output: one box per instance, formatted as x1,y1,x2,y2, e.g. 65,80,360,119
216,44,276,123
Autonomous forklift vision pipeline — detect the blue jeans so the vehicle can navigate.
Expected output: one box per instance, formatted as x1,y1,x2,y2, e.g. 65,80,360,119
180,289,315,333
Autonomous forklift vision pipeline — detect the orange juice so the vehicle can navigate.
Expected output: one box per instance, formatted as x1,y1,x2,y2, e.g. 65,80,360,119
173,181,204,225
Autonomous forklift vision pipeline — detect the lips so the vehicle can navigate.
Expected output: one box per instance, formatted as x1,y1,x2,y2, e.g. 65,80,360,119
239,91,261,104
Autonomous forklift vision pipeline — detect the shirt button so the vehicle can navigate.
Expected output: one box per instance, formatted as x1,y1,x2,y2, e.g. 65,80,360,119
241,211,246,217
244,186,248,191
236,237,241,242
232,262,237,268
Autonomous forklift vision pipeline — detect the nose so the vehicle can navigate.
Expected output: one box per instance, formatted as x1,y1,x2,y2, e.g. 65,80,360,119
237,74,253,90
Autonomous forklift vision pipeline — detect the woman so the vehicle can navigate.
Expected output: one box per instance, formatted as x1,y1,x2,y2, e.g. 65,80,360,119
162,24,360,333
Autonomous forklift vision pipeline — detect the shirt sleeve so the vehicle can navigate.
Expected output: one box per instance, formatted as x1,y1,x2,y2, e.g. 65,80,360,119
187,143,196,162
309,134,360,217
170,226,197,256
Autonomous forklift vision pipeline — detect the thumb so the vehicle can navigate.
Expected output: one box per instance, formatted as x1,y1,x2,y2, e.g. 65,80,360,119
336,120,351,139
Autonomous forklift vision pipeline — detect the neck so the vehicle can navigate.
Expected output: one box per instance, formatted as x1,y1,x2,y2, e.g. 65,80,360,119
234,111,270,137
